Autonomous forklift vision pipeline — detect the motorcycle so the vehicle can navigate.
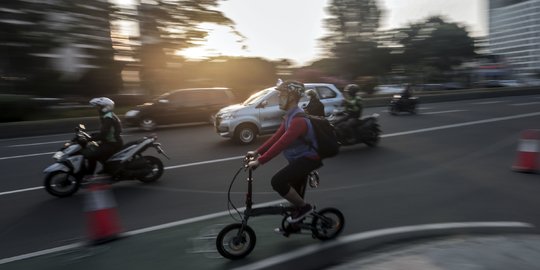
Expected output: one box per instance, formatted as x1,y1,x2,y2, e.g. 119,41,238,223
389,95,418,115
43,124,169,198
328,112,381,147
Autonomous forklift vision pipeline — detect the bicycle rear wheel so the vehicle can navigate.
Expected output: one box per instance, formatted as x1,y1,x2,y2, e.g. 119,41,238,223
311,208,345,240
216,223,256,260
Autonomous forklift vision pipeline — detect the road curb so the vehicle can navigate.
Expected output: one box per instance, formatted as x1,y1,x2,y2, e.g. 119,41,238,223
234,221,537,270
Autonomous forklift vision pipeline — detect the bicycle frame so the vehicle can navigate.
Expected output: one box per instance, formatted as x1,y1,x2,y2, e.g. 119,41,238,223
238,164,317,232
217,158,344,260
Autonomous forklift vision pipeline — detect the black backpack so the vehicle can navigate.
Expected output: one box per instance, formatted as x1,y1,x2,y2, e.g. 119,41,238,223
295,113,340,159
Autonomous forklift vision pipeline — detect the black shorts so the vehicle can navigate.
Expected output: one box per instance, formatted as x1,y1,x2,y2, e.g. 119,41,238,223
271,157,322,197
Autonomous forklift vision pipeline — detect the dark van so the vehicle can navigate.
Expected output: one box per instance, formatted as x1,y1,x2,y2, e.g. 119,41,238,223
124,87,235,130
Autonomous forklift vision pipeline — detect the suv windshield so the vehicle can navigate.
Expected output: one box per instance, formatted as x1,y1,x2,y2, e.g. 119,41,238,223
242,88,275,106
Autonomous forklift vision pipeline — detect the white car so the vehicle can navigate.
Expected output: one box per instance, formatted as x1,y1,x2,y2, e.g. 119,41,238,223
214,83,345,144
374,84,405,94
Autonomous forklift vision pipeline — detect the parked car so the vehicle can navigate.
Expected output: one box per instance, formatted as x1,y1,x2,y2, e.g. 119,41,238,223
124,87,235,131
214,83,345,144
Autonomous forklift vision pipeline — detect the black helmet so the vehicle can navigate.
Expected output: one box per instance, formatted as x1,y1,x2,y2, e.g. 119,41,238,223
306,89,318,98
344,84,360,96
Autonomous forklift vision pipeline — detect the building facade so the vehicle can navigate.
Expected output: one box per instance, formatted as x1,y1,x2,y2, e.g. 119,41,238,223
488,0,540,78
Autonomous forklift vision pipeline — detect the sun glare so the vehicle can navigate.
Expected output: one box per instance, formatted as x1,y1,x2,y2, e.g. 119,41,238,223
176,23,248,60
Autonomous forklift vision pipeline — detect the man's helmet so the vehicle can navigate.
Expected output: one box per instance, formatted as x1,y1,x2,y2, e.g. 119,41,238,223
344,84,360,96
89,97,115,113
306,89,318,99
275,79,305,99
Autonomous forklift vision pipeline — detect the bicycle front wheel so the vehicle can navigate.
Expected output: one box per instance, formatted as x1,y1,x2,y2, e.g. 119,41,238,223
216,223,256,260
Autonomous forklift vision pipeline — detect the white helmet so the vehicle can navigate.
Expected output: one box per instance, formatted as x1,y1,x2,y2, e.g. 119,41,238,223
89,97,115,113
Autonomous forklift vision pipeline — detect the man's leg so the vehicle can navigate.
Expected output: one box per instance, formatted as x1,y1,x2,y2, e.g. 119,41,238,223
271,158,321,223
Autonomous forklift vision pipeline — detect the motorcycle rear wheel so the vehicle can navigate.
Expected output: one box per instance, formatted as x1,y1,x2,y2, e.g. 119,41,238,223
137,156,164,183
44,171,80,198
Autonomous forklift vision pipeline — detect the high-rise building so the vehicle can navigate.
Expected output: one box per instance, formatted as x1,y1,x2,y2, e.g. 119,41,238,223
488,0,540,77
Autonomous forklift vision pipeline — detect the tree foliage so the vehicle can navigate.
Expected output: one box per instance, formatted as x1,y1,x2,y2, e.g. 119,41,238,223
131,0,237,94
394,16,476,77
321,0,391,79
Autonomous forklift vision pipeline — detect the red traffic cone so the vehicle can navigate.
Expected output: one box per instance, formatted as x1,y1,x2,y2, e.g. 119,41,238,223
512,129,540,173
84,175,122,245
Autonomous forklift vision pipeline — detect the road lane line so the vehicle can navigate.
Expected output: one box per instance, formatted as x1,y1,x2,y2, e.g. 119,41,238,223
382,111,540,138
0,199,287,265
509,102,540,106
7,140,66,148
164,155,243,170
471,100,505,105
421,109,467,115
0,152,55,161
233,221,535,270
0,187,43,196
3,111,540,196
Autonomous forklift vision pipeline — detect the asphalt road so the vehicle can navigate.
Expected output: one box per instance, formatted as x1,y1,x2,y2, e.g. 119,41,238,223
1,95,540,266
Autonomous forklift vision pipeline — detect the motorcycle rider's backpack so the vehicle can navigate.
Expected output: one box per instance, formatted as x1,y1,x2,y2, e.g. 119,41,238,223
295,112,340,159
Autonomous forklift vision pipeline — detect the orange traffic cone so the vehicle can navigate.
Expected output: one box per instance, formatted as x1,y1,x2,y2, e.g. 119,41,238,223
512,129,540,173
84,175,122,245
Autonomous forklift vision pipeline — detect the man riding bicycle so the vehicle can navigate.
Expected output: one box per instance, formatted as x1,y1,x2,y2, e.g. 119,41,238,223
246,80,322,224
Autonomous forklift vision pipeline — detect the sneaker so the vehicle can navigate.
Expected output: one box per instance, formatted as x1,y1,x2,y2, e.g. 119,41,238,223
287,204,314,223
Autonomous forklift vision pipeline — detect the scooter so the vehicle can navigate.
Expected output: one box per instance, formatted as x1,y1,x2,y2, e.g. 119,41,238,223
328,112,381,147
389,95,418,115
43,124,169,198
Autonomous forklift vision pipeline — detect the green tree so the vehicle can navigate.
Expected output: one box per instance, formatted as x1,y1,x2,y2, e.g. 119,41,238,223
321,0,391,79
134,0,237,94
394,16,476,82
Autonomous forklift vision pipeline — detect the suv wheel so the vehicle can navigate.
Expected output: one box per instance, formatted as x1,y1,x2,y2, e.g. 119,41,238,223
140,117,157,131
234,124,257,145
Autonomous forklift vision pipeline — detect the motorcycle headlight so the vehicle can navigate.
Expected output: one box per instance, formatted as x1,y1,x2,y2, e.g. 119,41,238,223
52,151,64,161
125,110,140,117
220,112,236,120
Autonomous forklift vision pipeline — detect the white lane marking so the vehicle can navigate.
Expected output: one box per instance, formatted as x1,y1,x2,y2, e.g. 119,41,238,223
0,187,43,196
164,156,243,170
509,102,540,106
382,111,540,138
7,140,66,148
0,152,55,161
0,199,287,265
0,243,83,265
0,156,245,195
233,221,534,270
5,134,134,148
421,109,467,115
471,100,505,105
3,111,540,196
381,107,433,113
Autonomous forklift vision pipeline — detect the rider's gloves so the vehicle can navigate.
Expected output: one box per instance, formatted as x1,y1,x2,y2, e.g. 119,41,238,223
247,160,260,170
246,151,259,158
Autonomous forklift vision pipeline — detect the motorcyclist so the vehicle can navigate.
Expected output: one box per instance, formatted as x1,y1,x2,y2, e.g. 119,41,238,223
83,97,123,176
246,80,321,225
304,89,325,117
401,83,412,99
341,84,363,143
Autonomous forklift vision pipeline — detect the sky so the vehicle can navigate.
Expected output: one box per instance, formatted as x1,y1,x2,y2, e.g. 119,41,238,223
116,0,488,66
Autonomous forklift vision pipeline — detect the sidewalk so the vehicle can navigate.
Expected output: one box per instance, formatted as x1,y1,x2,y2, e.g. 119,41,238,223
328,234,540,270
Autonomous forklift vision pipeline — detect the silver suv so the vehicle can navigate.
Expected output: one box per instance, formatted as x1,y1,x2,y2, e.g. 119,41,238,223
214,83,344,144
